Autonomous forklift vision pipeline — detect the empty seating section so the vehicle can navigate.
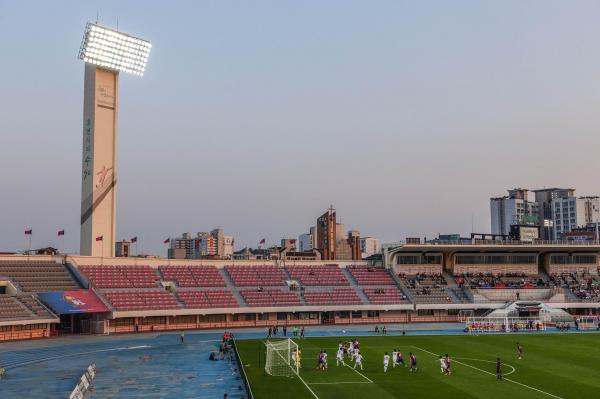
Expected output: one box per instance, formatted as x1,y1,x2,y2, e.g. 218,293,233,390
103,290,180,311
0,261,80,292
286,265,348,286
81,265,158,288
347,266,396,285
159,266,225,287
177,290,238,308
0,295,32,320
241,289,301,307
303,288,362,305
225,265,286,286
17,295,55,318
363,287,409,304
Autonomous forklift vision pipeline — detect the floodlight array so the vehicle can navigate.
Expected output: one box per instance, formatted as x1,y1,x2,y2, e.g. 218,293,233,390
78,23,151,76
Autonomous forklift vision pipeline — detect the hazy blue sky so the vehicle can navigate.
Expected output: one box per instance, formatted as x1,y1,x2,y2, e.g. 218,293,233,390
1,1,600,255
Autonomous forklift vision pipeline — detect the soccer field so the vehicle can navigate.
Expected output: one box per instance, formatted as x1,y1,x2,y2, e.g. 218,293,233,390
236,333,600,399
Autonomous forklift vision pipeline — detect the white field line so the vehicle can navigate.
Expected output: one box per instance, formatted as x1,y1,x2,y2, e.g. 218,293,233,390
282,339,319,399
309,381,371,385
412,346,564,399
453,357,516,376
343,363,373,383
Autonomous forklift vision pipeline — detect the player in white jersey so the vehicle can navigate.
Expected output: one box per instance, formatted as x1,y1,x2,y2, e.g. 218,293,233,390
383,352,390,372
336,348,345,366
392,349,399,368
322,350,328,369
438,355,447,374
353,351,364,370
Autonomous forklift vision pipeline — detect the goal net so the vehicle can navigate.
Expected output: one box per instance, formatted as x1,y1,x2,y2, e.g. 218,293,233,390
265,339,299,377
466,317,546,333
576,316,599,330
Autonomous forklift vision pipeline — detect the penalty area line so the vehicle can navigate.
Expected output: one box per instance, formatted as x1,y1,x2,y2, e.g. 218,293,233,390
411,346,564,399
343,363,373,383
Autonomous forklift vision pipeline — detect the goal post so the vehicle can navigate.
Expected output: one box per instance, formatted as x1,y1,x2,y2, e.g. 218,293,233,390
576,316,599,330
264,339,299,377
465,317,546,333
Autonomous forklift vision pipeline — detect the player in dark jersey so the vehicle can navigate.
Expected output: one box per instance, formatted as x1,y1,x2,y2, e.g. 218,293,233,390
409,352,418,372
516,342,523,360
496,358,502,380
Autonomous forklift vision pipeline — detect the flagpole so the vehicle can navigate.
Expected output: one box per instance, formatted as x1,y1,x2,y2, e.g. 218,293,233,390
101,238,104,266
27,232,32,261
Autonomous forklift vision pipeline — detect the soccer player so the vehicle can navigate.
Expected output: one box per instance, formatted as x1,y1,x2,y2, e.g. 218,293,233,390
397,351,407,367
296,348,302,369
336,347,345,366
516,342,524,360
496,358,502,380
383,352,390,372
392,349,398,368
354,350,364,370
409,352,417,372
323,350,328,369
444,354,452,376
438,356,447,374
317,351,324,370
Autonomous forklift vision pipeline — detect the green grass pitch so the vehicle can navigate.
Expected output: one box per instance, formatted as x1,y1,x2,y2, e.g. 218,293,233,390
236,333,600,399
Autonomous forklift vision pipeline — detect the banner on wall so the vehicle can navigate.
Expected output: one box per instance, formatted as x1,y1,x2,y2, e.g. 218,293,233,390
38,289,109,314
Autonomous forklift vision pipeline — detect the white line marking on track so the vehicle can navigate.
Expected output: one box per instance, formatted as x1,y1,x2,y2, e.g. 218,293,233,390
412,346,564,399
344,363,373,383
453,357,516,376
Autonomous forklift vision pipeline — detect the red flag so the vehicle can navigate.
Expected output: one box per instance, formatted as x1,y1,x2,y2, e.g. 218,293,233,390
131,236,137,243
259,238,266,245
58,230,65,236
96,236,103,241
24,229,32,235
163,238,170,244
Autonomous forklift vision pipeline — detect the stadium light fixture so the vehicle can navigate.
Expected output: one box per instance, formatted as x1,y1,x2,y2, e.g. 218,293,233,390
78,22,152,76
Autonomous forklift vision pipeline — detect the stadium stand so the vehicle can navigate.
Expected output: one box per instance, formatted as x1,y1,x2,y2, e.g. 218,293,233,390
159,265,225,287
80,265,159,288
456,273,548,289
103,290,181,311
177,290,239,308
285,265,349,286
225,265,287,286
363,287,409,304
240,289,302,306
0,260,80,292
303,288,363,305
347,266,396,285
551,272,600,301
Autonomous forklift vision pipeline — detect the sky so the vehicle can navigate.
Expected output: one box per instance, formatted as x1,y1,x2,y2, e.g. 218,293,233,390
1,1,600,255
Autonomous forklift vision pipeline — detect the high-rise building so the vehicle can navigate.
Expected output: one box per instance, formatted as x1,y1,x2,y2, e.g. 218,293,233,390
298,232,313,252
532,188,575,239
360,237,380,258
552,196,600,239
490,189,539,235
316,207,337,260
168,229,234,259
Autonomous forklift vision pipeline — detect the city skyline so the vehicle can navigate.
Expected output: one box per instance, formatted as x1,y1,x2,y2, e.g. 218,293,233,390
2,1,600,254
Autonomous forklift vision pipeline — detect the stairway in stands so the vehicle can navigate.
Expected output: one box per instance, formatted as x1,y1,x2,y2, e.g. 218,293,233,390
443,270,472,303
340,268,371,304
217,268,246,306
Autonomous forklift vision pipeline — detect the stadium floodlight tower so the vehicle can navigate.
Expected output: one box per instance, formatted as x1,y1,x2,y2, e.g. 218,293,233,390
78,22,151,258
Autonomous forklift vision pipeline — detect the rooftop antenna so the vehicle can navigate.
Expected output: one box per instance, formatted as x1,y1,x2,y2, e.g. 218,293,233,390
95,11,99,24
116,16,119,31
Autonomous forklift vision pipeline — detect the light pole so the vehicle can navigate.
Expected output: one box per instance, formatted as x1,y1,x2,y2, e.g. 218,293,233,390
78,23,152,258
